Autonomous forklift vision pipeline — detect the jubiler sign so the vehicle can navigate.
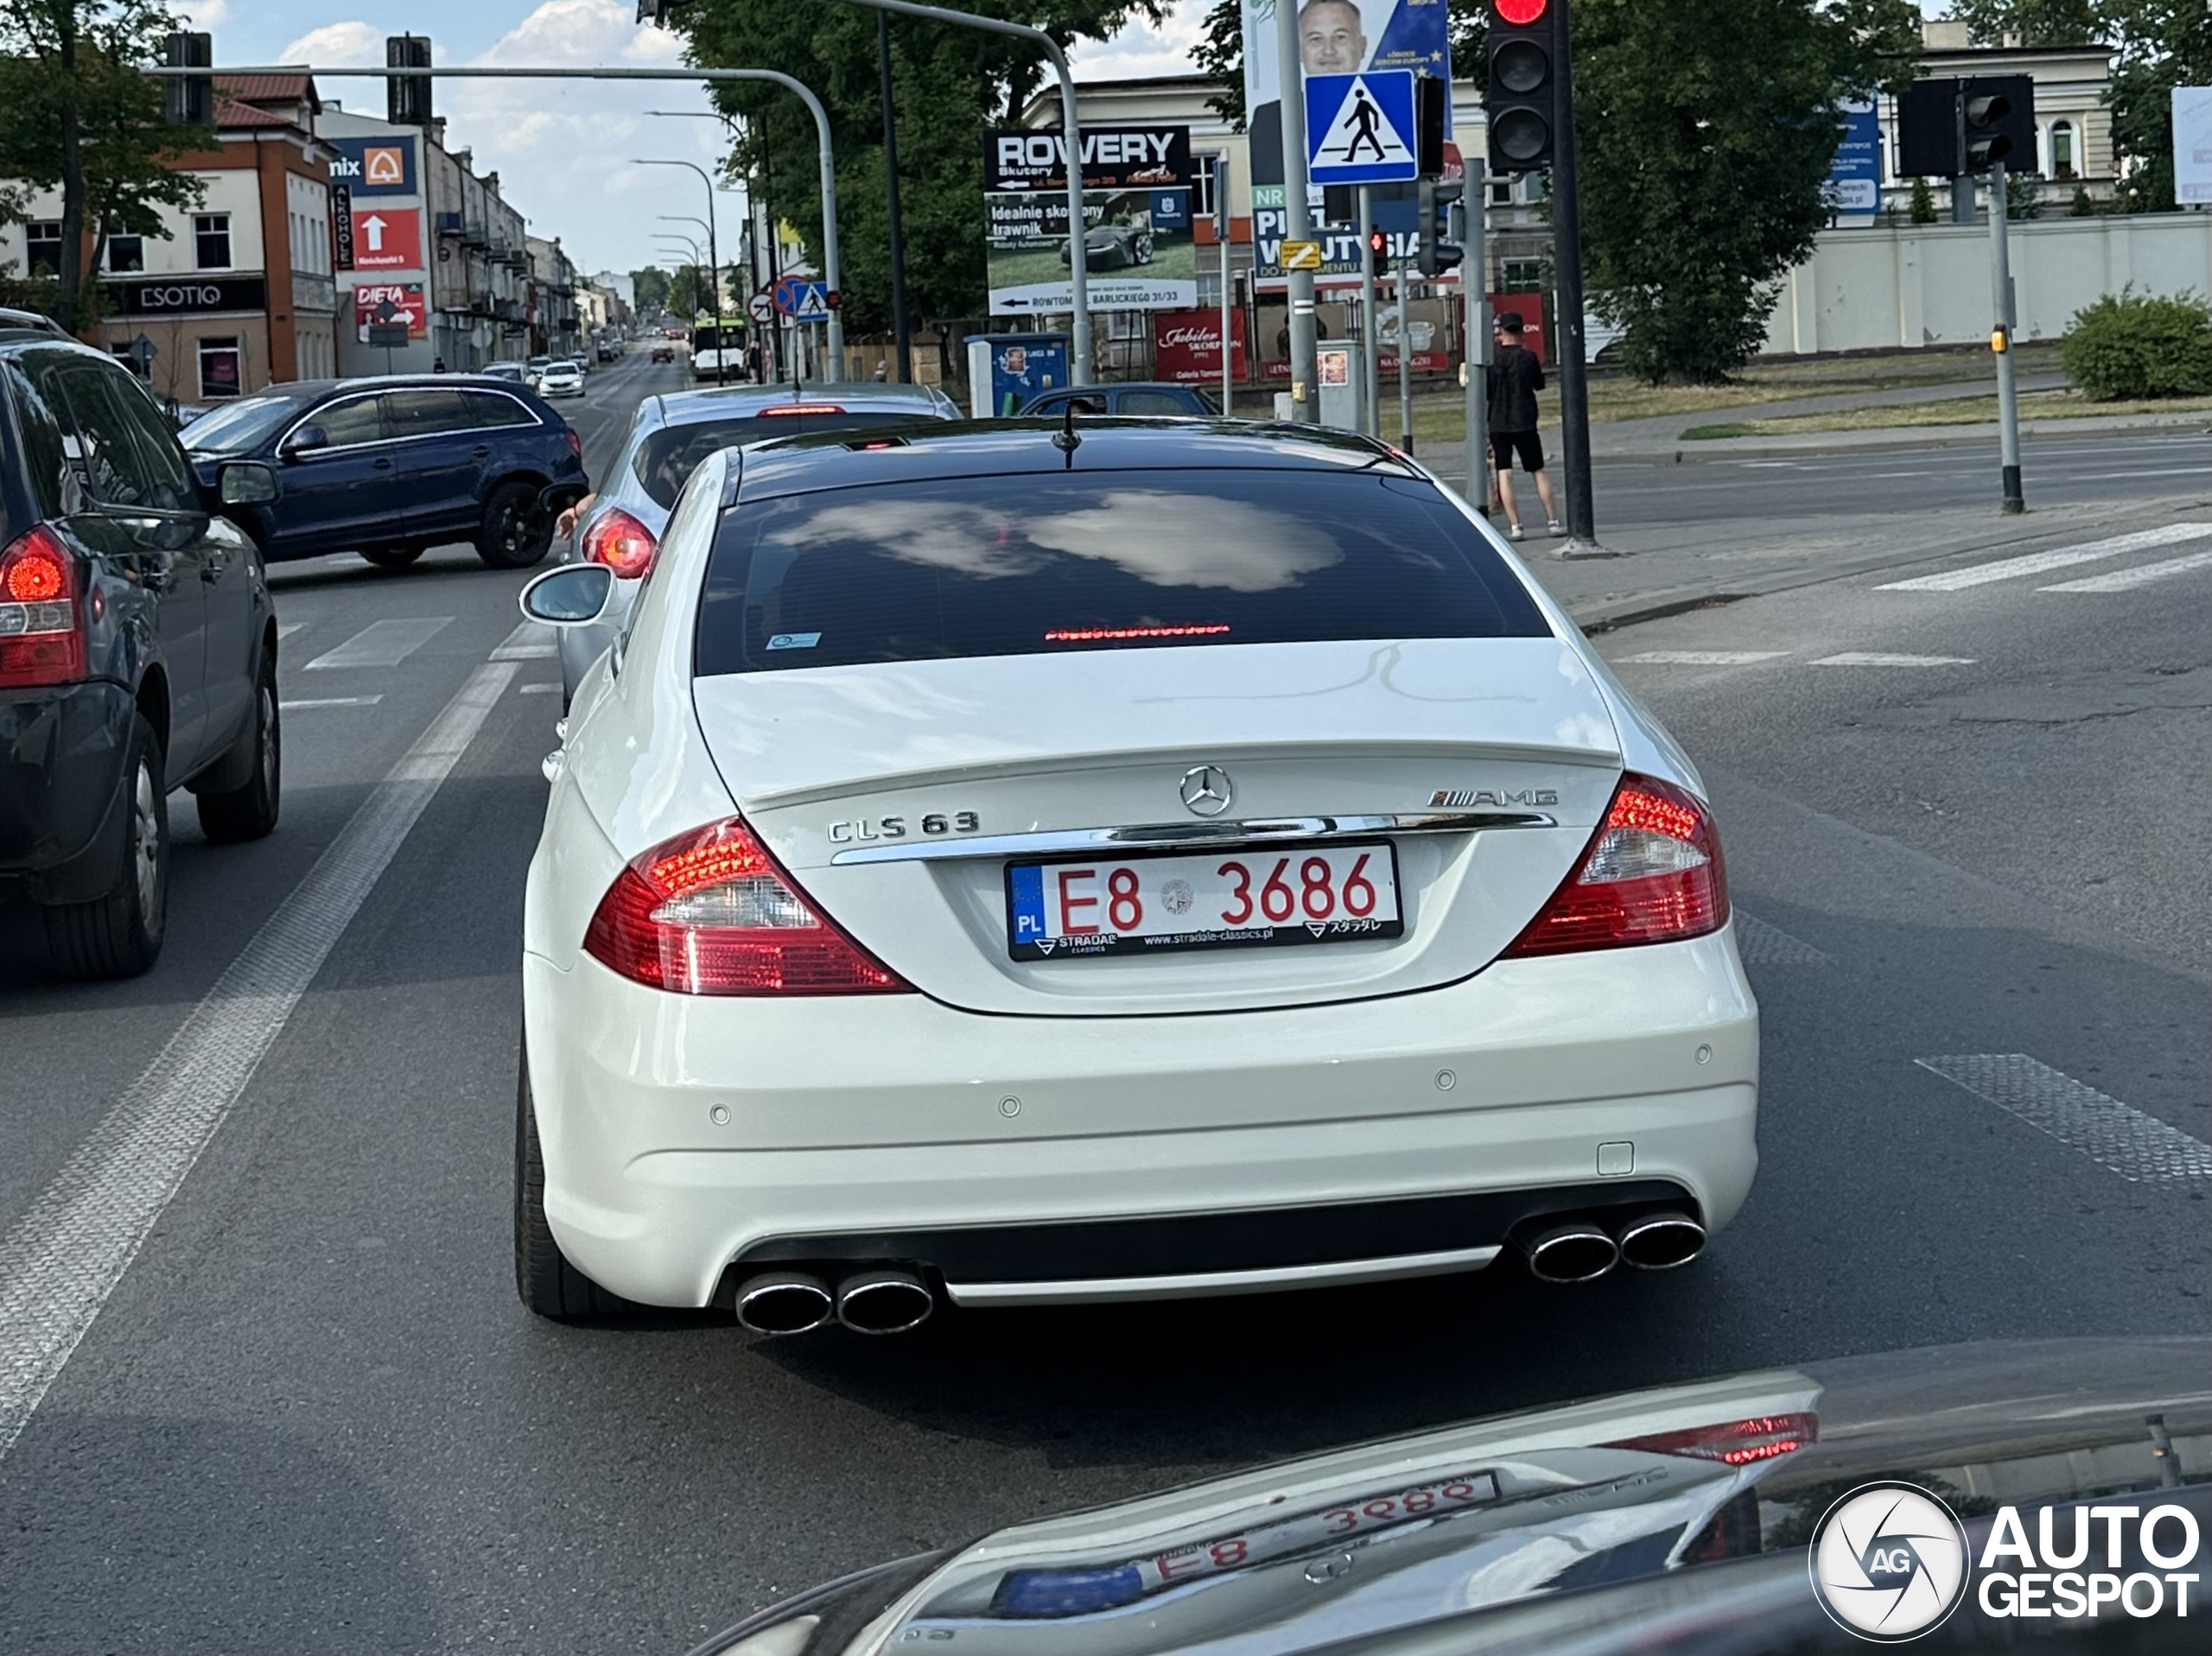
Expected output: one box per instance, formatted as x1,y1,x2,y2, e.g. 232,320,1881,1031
985,123,1198,316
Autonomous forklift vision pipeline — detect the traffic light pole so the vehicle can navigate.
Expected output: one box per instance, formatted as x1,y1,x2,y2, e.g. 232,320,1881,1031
1548,0,1605,555
878,12,912,382
1465,156,1490,511
1989,160,2024,514
1359,185,1379,439
1397,247,1415,453
1276,0,1319,422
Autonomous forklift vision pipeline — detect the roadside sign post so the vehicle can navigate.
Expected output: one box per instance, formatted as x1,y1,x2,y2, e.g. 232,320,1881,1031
1548,0,1606,555
1465,156,1490,511
1359,186,1379,440
1397,247,1414,454
1275,0,1318,422
1215,149,1233,416
1989,160,2024,514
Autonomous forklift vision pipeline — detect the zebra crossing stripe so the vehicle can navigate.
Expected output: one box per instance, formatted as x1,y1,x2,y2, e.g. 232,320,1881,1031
1876,523,2212,592
2038,549,2212,593
1917,1055,2212,1183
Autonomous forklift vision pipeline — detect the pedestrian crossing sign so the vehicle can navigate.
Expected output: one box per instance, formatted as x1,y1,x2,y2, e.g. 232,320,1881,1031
1306,70,1418,185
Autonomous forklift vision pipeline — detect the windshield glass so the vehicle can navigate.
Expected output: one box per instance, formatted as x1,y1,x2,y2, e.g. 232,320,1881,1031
180,393,309,456
632,410,927,508
696,470,1548,676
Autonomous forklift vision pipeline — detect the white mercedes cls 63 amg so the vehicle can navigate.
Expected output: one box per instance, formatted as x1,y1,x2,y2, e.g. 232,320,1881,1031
514,422,1757,1335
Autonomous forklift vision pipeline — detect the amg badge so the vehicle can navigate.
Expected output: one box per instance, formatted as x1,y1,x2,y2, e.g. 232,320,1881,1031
1430,787,1559,808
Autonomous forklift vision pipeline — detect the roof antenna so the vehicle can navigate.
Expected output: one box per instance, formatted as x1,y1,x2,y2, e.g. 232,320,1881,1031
1052,396,1081,463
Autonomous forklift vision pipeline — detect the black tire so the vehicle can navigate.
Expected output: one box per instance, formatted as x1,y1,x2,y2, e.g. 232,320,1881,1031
197,657,281,843
359,544,423,569
476,480,552,571
514,1046,635,1318
43,713,168,980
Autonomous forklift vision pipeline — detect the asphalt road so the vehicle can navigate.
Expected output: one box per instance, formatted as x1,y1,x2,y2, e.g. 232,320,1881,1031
1,359,2205,1655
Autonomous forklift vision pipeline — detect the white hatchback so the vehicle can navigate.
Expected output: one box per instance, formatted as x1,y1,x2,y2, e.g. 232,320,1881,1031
515,423,1758,1334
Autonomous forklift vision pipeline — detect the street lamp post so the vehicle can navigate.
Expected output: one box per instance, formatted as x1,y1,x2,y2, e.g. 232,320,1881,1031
842,0,1091,385
636,160,725,384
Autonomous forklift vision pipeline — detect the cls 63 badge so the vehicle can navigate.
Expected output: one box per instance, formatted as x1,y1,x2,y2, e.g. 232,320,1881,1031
827,811,980,844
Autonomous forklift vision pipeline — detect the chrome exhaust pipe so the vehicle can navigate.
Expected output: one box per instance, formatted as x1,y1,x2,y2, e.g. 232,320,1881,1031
836,1269,935,1335
734,1272,834,1336
1617,1209,1707,1271
1522,1221,1620,1284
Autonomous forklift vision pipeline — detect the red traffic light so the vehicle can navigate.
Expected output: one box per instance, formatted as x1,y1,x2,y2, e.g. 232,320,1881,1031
1368,226,1387,257
1495,0,1548,23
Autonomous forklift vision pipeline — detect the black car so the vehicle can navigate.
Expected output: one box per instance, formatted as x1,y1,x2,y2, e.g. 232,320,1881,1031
180,373,588,571
1022,381,1220,416
0,326,283,978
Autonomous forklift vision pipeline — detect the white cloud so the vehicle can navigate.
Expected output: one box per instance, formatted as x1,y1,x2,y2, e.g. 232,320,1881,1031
1071,0,1210,81
178,0,232,28
279,21,384,67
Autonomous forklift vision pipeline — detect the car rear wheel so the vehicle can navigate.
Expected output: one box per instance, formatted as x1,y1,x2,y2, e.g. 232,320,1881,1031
476,480,552,570
360,544,423,569
196,658,282,843
514,1045,638,1318
43,713,168,980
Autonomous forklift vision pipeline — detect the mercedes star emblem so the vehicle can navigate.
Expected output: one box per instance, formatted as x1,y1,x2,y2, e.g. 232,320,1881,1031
1179,764,1235,816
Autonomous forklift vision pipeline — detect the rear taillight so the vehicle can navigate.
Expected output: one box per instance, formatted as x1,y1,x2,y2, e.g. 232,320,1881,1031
566,428,582,459
583,815,912,995
581,506,658,581
1605,1412,1818,1466
759,404,849,416
0,525,85,689
1503,771,1726,957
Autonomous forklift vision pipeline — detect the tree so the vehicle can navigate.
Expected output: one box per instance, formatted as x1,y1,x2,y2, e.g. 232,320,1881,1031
2005,166,2044,218
667,1,1166,339
2070,183,2098,213
1575,0,1921,384
666,263,711,319
630,265,672,314
0,0,209,333
1948,1,2110,44
1909,174,1938,221
2107,1,2212,213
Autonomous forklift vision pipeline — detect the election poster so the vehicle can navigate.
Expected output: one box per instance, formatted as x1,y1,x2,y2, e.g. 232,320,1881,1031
985,124,1198,314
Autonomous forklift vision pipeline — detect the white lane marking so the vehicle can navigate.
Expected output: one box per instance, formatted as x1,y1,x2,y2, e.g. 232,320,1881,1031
0,657,520,1463
2038,549,2212,593
279,695,385,710
1732,912,1828,966
490,619,558,661
1619,650,1789,666
276,623,306,642
1875,523,2212,591
303,616,453,670
2096,467,2212,480
1917,1055,2212,1183
1812,652,1975,667
518,682,561,695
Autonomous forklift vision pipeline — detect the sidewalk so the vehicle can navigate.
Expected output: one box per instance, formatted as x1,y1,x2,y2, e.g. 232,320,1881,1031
1587,371,2071,457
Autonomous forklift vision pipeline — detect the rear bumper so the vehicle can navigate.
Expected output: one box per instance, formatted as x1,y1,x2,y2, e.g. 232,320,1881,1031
0,681,134,892
522,930,1759,1308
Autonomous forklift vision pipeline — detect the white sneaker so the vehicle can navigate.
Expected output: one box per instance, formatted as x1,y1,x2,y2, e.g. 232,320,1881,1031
1509,523,1526,541
1547,519,1566,536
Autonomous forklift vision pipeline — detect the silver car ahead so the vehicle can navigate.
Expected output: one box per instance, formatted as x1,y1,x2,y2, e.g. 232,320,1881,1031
554,379,962,707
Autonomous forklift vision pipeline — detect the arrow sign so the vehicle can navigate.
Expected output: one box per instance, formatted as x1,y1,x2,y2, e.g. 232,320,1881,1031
361,213,388,253
748,290,775,325
1306,70,1419,185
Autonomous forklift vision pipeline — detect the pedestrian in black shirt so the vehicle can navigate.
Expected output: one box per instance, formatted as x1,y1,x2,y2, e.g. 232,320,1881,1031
1485,313,1561,542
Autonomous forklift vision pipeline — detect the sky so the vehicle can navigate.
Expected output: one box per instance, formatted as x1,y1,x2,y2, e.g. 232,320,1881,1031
177,0,1216,281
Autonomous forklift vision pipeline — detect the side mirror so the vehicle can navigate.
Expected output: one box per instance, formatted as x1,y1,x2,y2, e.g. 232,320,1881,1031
519,562,612,626
217,461,279,504
281,422,328,458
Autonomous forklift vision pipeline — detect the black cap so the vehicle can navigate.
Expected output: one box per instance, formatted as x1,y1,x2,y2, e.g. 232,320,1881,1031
1496,311,1525,333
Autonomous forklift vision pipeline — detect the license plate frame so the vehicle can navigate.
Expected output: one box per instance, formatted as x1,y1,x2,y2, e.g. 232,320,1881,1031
1004,841,1405,961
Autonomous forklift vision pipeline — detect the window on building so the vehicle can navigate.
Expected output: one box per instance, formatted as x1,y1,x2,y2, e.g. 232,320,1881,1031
198,335,244,399
1501,258,1550,291
27,221,62,276
194,213,232,270
1192,155,1218,223
2051,121,2076,181
105,234,144,273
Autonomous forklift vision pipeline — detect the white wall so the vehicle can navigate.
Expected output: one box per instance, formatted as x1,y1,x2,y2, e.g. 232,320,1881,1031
1766,213,2212,354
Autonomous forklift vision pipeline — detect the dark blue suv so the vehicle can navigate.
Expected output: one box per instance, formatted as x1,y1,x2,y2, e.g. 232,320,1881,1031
181,374,588,570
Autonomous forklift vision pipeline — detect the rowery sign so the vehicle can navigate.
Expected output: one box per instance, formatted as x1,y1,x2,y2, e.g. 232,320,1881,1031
984,123,1198,315
104,276,268,315
985,124,1193,192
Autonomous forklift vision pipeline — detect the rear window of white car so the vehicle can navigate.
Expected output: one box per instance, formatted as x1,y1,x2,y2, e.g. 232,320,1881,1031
694,470,1549,675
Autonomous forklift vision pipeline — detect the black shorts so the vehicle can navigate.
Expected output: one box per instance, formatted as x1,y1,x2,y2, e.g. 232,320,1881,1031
1491,430,1545,473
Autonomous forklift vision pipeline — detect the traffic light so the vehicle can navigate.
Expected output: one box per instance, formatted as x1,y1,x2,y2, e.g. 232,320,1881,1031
1415,75,1448,178
1961,76,2035,173
1417,177,1464,277
386,35,432,128
162,31,212,126
1368,224,1388,260
1486,0,1554,174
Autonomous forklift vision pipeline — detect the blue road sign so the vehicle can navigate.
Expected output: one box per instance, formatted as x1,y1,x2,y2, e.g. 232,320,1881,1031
773,276,830,320
1306,70,1419,186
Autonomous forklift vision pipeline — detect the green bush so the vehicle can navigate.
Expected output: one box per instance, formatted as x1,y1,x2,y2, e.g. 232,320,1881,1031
2061,289,2212,400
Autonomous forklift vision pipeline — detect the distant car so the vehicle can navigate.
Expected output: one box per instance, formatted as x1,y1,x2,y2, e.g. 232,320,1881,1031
166,400,213,430
0,327,280,979
594,343,617,363
553,379,961,707
524,354,554,387
1022,382,1219,417
650,342,675,364
1061,220,1153,270
480,361,529,384
537,361,586,399
181,373,588,571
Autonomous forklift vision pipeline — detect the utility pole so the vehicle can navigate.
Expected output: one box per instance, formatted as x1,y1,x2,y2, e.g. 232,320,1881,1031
1215,150,1234,416
878,12,912,382
1359,188,1379,438
1549,0,1604,553
1396,244,1414,453
1274,0,1319,421
1465,156,1489,510
1989,159,2024,513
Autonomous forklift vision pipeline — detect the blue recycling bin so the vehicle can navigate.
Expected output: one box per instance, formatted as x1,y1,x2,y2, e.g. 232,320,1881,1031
968,332,1072,418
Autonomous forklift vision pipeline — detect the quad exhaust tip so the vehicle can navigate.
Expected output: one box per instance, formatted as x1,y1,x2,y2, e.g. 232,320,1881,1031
836,1269,936,1336
734,1272,834,1336
1617,1209,1707,1271
1522,1222,1620,1285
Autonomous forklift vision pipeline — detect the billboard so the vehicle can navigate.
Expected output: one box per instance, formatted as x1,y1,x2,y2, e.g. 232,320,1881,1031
1824,100,1881,219
2177,86,2212,205
985,124,1198,314
354,282,428,341
351,207,423,272
1241,0,1451,283
1153,308,1247,382
328,136,416,197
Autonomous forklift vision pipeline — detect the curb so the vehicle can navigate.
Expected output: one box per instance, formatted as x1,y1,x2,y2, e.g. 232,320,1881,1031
1634,411,2212,465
